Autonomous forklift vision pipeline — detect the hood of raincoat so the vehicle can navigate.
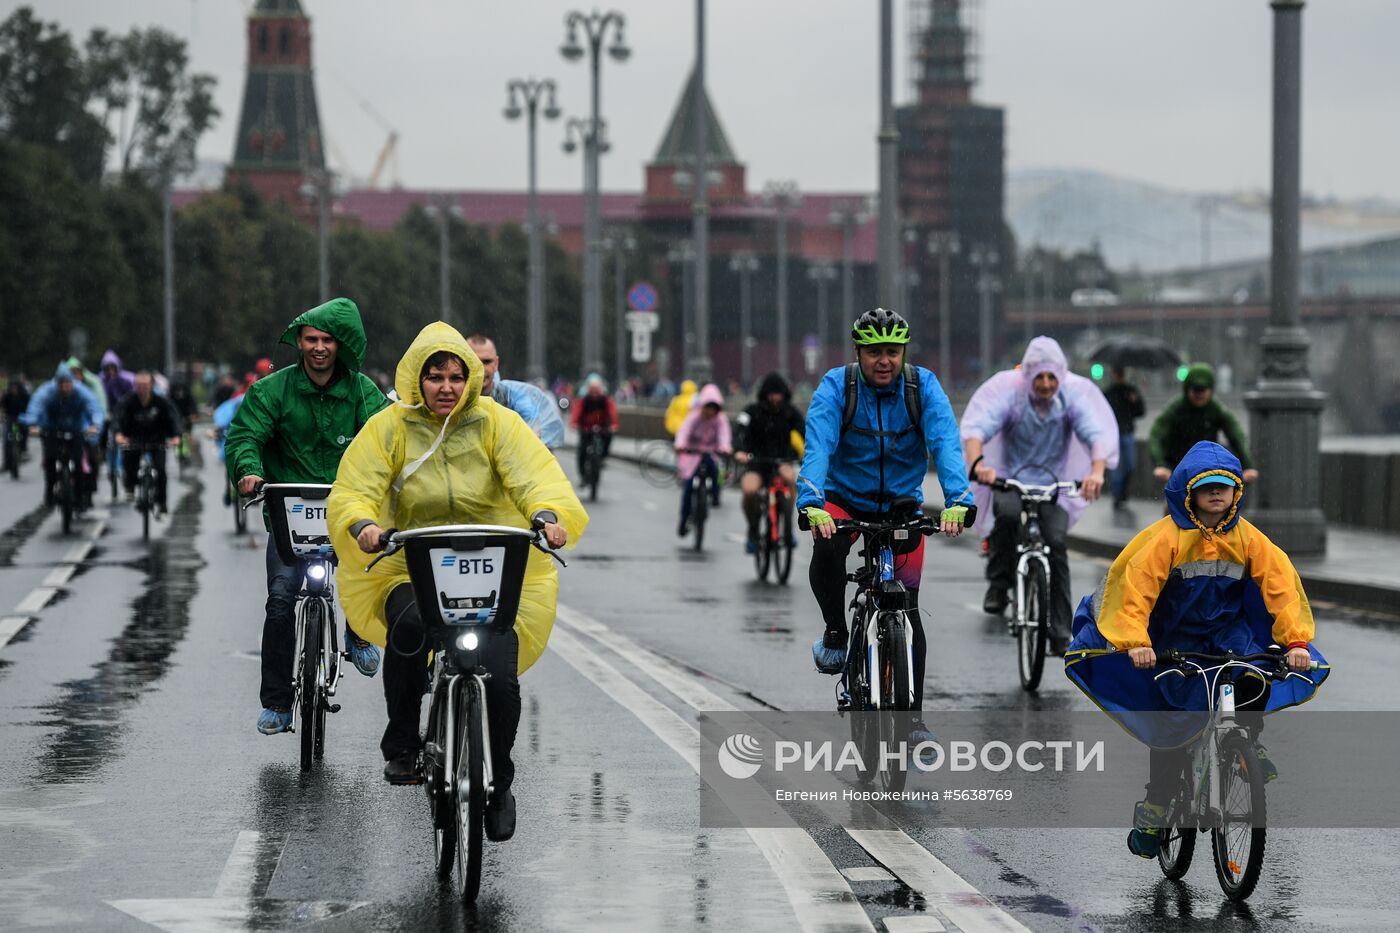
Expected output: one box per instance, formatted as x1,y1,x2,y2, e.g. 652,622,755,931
279,297,369,372
1020,336,1067,400
695,383,725,408
1165,440,1244,534
679,379,697,397
100,349,123,370
757,371,791,402
1181,362,1215,394
63,356,89,377
393,321,484,421
53,362,74,382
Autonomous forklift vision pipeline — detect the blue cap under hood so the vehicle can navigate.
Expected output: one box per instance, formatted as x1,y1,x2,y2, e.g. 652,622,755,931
1165,441,1244,534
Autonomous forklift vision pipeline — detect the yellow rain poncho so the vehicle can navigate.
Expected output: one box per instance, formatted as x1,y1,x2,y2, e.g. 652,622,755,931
327,322,588,674
664,380,698,436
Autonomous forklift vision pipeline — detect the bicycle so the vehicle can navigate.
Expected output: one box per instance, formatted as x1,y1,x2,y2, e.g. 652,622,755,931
746,456,796,584
369,521,565,903
1151,649,1320,902
807,498,947,793
106,423,120,501
579,427,608,502
123,441,166,542
977,475,1080,692
678,449,722,552
244,482,346,771
3,416,21,480
42,429,88,535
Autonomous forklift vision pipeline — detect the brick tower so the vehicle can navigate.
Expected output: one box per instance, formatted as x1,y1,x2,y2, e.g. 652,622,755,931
224,0,325,205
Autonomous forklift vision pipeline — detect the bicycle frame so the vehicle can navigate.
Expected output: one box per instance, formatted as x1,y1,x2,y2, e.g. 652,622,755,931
837,515,928,712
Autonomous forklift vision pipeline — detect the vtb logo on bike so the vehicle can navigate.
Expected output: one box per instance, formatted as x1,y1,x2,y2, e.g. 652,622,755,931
718,733,764,780
439,554,496,575
291,504,327,520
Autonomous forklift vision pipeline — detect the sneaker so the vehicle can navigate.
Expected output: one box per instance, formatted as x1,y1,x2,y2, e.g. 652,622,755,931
485,790,517,841
812,636,847,674
1047,635,1069,658
744,535,758,555
1127,800,1168,859
383,751,423,785
256,707,292,735
345,624,381,677
677,518,690,538
1253,742,1279,783
909,719,938,767
983,586,1009,615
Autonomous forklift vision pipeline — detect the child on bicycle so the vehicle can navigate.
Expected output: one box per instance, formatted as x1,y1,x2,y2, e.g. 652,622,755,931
1063,441,1328,859
674,383,731,537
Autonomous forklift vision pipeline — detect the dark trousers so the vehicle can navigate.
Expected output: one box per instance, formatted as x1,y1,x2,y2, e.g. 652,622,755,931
259,535,306,709
41,436,98,504
121,447,169,508
1145,678,1272,808
382,584,522,792
575,430,612,475
678,456,717,528
808,522,929,708
987,488,1072,647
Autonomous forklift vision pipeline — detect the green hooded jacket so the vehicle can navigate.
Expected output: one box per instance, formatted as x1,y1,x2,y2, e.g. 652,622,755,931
64,356,109,419
1147,363,1254,470
225,298,388,487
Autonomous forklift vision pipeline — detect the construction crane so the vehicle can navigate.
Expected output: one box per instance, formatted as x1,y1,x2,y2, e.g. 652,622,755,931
361,99,400,190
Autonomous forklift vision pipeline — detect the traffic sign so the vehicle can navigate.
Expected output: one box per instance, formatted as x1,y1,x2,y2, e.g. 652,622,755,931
631,329,653,363
625,310,660,332
627,281,658,312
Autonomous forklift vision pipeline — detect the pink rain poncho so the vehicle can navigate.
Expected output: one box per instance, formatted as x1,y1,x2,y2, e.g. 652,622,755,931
959,336,1119,536
674,383,732,481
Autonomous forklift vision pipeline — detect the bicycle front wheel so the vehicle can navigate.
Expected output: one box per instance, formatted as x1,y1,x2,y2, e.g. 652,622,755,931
774,491,794,585
298,600,322,772
1212,733,1266,901
638,440,676,488
877,612,911,794
454,680,485,903
753,493,771,581
428,683,457,880
140,471,153,541
59,465,74,535
691,474,708,552
1018,562,1049,691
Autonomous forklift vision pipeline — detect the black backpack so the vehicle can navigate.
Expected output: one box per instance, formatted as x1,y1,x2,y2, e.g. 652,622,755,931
839,362,923,439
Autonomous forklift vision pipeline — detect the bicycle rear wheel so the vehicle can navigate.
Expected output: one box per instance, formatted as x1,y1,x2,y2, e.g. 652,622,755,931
454,680,485,903
298,600,321,772
4,432,16,480
1212,733,1266,901
1018,562,1049,691
1157,791,1197,880
774,491,794,585
59,463,74,535
692,474,708,552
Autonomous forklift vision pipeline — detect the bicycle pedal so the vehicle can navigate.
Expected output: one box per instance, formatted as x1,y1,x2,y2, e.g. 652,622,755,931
327,703,341,714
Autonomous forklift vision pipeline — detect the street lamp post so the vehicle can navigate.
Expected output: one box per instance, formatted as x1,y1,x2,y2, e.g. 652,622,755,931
561,9,630,379
729,252,759,386
831,200,870,330
900,267,920,341
423,194,464,326
602,228,637,386
505,78,561,382
161,179,176,378
685,0,714,381
1023,254,1043,343
808,262,838,373
877,0,900,310
927,231,960,383
970,245,1000,378
1245,0,1326,555
299,169,336,303
667,240,696,376
763,181,800,378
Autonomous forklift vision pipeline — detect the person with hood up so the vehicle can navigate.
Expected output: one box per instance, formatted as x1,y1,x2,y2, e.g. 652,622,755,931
673,383,731,536
961,336,1118,654
225,298,390,736
569,373,620,477
734,371,806,553
664,379,698,436
21,363,104,507
1148,362,1258,484
327,322,587,840
466,334,566,450
99,350,135,414
1063,441,1327,859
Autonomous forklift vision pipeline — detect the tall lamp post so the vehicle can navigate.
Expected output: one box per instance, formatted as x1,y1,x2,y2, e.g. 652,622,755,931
161,178,176,378
1245,0,1325,554
763,180,800,377
1023,254,1043,342
729,252,760,386
808,262,838,373
684,0,713,381
602,228,637,386
423,194,464,326
299,168,337,303
504,78,561,382
561,10,630,379
876,0,900,310
831,199,871,330
667,240,696,376
970,245,1000,378
927,231,960,383
899,267,920,343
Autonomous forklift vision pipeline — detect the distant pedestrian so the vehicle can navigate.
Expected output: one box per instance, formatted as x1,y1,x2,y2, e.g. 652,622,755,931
1148,363,1258,485
1102,366,1145,509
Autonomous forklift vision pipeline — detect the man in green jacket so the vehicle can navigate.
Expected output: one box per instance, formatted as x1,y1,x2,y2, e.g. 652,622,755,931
1148,362,1259,484
225,298,390,735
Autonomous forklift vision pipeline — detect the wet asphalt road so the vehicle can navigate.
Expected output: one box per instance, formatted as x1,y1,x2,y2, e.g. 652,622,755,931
1,444,1398,932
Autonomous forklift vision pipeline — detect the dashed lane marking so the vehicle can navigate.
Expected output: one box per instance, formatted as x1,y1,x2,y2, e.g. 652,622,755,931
882,917,948,932
0,512,105,652
842,866,897,883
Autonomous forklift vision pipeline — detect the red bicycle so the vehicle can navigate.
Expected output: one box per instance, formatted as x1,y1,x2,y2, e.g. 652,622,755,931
749,457,796,584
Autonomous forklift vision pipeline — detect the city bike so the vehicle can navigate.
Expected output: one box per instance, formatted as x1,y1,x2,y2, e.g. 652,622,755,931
579,426,608,502
245,483,346,771
369,521,564,903
123,441,166,542
43,429,88,535
1152,649,1319,902
748,457,796,584
979,476,1080,692
679,450,721,552
2,416,21,480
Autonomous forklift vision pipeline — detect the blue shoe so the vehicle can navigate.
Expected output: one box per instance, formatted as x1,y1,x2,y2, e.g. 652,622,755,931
1127,800,1168,859
257,707,292,735
909,719,939,767
744,536,758,555
1254,742,1279,783
345,624,381,677
812,637,846,674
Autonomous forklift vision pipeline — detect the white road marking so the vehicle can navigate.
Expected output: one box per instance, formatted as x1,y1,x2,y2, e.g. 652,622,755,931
12,588,57,615
846,829,1032,933
882,917,947,933
0,616,30,650
549,624,875,933
0,514,105,653
212,830,283,898
842,866,896,883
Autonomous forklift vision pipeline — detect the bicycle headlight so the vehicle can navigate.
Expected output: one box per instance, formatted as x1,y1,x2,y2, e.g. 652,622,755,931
306,564,327,581
456,631,479,652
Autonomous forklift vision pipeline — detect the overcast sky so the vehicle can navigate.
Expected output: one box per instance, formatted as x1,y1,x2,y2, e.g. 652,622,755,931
19,0,1399,200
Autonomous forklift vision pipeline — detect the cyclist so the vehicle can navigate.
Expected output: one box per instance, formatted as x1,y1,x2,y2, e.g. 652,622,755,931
3,377,30,457
961,336,1117,655
20,363,103,508
570,374,620,479
99,350,135,416
466,333,566,450
674,383,731,537
224,298,389,736
1063,441,1326,858
1149,362,1259,485
113,371,182,513
327,322,587,841
798,309,972,738
734,371,805,554
168,375,198,465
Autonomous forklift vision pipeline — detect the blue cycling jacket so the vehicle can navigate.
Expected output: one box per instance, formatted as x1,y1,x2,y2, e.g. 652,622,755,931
797,364,972,514
21,364,103,435
493,379,565,450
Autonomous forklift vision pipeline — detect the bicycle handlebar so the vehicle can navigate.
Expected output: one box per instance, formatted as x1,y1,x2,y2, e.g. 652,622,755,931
979,476,1081,498
1156,648,1321,673
366,519,567,571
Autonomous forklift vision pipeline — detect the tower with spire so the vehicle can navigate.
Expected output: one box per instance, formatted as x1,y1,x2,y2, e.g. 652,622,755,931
224,0,326,206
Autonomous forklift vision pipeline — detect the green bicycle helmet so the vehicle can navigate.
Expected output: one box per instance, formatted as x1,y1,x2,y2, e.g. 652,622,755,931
851,307,910,346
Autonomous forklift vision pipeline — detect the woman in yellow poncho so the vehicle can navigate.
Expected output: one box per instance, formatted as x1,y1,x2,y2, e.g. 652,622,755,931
328,322,587,835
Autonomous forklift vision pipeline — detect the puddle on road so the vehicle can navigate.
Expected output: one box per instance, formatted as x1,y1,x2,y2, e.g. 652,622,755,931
564,771,631,824
29,478,205,785
0,503,51,567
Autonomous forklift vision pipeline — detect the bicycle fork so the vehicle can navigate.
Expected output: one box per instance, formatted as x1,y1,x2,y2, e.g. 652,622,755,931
1011,548,1050,637
439,673,496,804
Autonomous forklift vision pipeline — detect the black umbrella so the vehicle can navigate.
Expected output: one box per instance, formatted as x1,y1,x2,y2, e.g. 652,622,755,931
1087,335,1182,370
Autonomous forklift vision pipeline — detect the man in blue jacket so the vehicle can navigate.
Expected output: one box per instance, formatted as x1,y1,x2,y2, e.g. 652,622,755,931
22,363,103,508
797,309,974,731
467,334,565,450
